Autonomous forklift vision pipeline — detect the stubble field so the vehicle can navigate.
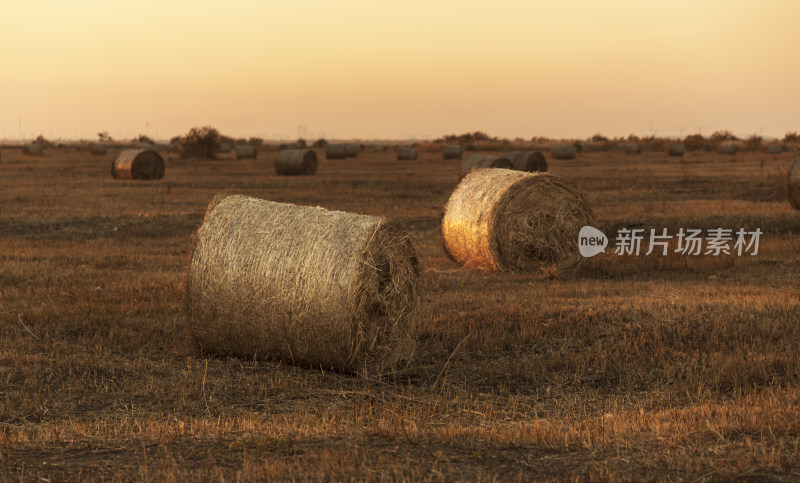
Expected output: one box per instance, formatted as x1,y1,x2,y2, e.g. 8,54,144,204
1,144,799,481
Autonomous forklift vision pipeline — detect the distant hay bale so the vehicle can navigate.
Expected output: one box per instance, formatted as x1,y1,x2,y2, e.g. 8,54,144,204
552,145,576,160
442,144,462,159
502,151,547,172
89,143,108,155
22,143,43,155
397,146,418,160
326,144,347,159
460,154,513,178
235,145,257,159
274,149,318,176
668,143,685,156
219,143,232,153
768,144,783,154
719,143,736,155
441,169,595,271
138,143,157,151
112,149,165,180
279,141,305,151
345,143,359,158
788,156,800,210
625,143,641,154
186,194,420,375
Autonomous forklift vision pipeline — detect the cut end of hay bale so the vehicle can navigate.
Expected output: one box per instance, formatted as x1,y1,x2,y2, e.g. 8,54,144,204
460,154,513,178
441,169,595,272
186,194,420,375
397,146,418,161
503,151,548,172
112,149,165,180
788,156,800,210
274,149,318,176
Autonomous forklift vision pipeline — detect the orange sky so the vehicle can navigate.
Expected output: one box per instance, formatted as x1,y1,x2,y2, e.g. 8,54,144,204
1,0,799,141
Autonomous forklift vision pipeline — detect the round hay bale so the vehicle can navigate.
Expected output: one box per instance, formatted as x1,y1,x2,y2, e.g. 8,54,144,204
274,149,318,175
719,143,736,155
768,144,783,154
326,143,347,159
23,143,43,155
89,143,108,155
235,145,258,159
668,143,685,156
441,169,595,272
442,144,462,159
219,142,232,153
502,151,547,172
625,143,641,154
788,155,800,210
552,145,576,160
397,146,418,161
112,149,165,180
187,194,420,375
345,143,359,158
460,154,513,178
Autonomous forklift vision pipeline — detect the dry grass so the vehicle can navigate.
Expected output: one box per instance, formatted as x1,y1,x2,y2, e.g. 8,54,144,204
0,146,799,480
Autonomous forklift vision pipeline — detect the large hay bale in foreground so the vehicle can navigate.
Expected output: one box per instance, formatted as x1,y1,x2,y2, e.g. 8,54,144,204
552,145,576,160
503,151,547,172
112,149,165,180
442,144,462,159
235,145,257,159
274,149,318,175
326,143,347,159
460,154,513,178
345,143,359,158
719,143,736,155
788,156,800,210
22,143,43,155
187,194,420,375
441,169,595,271
625,143,641,154
668,143,685,156
397,146,418,160
89,143,108,155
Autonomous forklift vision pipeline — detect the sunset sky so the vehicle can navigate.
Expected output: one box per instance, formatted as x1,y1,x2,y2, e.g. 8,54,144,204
2,0,799,141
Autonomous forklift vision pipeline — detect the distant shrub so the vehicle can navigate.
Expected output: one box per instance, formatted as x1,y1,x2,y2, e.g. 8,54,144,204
34,135,54,148
177,126,221,159
784,132,800,144
743,135,763,152
312,138,327,148
683,134,708,151
591,133,609,143
136,134,155,145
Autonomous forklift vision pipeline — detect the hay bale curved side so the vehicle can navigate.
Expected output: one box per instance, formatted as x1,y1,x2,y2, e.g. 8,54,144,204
460,154,513,178
326,143,347,159
719,143,736,155
235,145,257,159
397,146,418,161
89,143,108,155
503,151,548,172
788,156,800,210
344,143,359,158
186,195,420,375
442,144,462,159
441,169,595,271
668,143,685,156
625,143,641,154
112,149,165,180
768,144,783,154
23,143,43,155
552,145,576,160
274,149,318,175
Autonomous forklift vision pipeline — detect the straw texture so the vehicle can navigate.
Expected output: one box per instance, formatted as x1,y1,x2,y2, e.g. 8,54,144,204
397,146,418,160
503,151,548,172
186,194,420,375
459,154,513,178
441,169,595,272
788,155,800,210
274,149,318,175
112,149,165,180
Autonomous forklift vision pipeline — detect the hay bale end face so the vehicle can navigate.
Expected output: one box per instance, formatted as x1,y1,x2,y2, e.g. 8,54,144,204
274,149,318,176
788,155,800,210
235,145,258,159
112,149,165,180
719,143,736,155
397,146,418,161
668,143,685,156
187,194,420,375
552,145,576,160
503,151,547,172
625,143,641,154
442,169,595,272
89,143,108,155
326,143,348,159
460,154,513,178
344,143,359,158
442,144,463,159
